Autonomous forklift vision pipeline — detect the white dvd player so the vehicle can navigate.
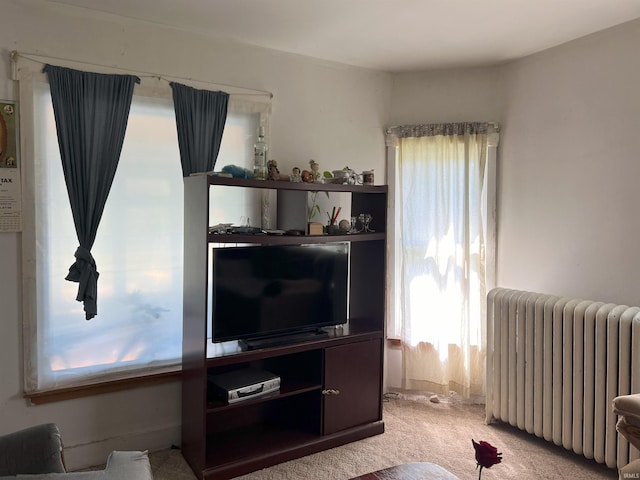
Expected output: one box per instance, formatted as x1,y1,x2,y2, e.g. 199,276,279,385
208,367,281,404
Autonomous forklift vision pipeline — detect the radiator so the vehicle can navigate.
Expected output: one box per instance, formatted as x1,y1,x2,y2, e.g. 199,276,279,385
486,288,640,469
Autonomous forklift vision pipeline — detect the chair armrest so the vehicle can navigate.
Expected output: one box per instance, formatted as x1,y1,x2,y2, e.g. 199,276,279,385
0,424,65,475
613,393,640,425
613,394,640,452
0,451,153,480
103,451,152,479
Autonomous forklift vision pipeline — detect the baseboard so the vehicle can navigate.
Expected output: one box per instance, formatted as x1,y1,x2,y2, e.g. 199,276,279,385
62,423,181,471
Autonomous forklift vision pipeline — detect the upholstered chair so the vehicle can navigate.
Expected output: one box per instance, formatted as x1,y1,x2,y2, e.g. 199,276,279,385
0,423,153,479
0,423,65,475
613,394,640,480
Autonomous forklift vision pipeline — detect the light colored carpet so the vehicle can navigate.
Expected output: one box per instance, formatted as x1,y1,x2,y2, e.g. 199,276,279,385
148,394,618,480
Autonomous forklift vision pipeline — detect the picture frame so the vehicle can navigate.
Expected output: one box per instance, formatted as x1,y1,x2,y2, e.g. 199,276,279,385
0,100,17,169
0,99,22,232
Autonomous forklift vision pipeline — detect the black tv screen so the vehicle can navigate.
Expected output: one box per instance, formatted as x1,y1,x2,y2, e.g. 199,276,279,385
211,243,349,343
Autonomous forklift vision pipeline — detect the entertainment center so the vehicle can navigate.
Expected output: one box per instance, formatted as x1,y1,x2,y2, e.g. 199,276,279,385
182,175,387,479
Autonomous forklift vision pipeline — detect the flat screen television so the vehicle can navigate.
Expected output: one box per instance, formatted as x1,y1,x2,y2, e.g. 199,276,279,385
211,243,349,346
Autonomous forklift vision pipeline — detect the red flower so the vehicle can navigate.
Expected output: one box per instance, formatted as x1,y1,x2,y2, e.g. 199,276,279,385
472,439,502,479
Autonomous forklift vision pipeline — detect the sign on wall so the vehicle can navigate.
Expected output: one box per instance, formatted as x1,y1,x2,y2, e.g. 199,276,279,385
0,100,21,232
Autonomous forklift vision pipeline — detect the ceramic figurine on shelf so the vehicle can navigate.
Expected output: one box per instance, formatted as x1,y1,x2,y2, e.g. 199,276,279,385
290,167,302,182
309,159,321,183
267,159,289,181
267,159,280,181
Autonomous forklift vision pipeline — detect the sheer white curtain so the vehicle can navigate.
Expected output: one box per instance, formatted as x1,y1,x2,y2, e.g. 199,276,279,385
387,123,498,402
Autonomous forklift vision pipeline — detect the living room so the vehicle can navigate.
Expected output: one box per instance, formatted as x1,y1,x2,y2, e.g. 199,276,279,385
1,1,640,478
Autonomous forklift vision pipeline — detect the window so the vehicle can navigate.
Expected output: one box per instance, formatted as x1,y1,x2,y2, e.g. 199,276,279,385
385,124,498,400
21,72,269,393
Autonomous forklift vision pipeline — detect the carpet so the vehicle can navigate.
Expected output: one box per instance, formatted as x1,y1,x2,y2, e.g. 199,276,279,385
148,394,618,480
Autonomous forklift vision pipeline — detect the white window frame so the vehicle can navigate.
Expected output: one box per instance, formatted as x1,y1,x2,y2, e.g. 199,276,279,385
17,58,271,396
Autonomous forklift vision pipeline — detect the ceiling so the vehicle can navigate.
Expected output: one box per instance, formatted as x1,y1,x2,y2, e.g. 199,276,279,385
46,0,640,72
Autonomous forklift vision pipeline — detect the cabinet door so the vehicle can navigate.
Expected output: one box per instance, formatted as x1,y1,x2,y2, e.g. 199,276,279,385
323,339,382,435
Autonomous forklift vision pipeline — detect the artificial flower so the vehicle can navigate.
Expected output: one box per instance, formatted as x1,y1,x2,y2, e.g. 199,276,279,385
472,439,503,479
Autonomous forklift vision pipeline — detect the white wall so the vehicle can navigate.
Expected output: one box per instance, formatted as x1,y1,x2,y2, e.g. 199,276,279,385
498,18,640,305
385,18,640,390
0,0,391,469
389,65,505,126
390,18,640,307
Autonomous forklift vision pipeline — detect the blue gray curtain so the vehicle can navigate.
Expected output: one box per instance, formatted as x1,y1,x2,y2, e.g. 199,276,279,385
170,82,229,176
43,64,139,320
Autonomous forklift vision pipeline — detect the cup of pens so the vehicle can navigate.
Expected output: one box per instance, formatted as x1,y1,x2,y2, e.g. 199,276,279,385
326,207,344,235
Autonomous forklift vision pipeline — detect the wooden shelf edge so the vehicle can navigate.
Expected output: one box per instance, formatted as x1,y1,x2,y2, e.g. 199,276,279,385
206,175,388,193
206,328,384,366
208,232,385,244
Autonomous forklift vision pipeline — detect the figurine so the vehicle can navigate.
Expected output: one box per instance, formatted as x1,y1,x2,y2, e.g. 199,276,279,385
267,159,280,181
309,159,321,183
290,166,302,182
267,160,289,181
301,169,313,182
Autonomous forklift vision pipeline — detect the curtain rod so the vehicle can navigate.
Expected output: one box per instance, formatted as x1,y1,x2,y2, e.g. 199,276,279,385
11,50,273,98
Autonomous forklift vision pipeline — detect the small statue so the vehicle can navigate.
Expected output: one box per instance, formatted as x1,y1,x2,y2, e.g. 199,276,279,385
301,169,313,183
267,159,280,181
309,159,321,183
290,166,302,182
266,160,288,181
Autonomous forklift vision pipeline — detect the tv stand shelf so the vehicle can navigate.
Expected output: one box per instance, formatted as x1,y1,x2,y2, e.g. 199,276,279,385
208,231,385,244
182,175,387,479
206,175,387,193
206,378,322,413
206,324,382,362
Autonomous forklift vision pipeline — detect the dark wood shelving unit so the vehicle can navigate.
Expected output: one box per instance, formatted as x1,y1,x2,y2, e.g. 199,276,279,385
182,175,387,480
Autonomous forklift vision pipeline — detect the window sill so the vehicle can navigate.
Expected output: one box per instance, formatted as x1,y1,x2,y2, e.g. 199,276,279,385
25,366,182,405
386,337,402,348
